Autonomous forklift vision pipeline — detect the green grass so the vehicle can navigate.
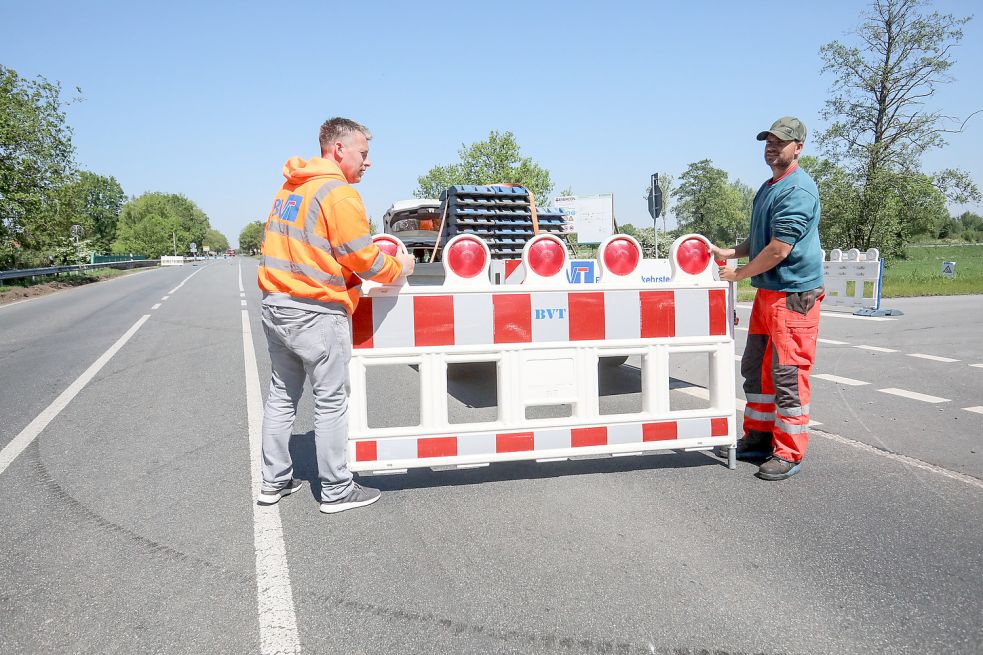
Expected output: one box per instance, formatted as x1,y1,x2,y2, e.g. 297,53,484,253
733,243,983,300
881,244,983,297
0,267,134,294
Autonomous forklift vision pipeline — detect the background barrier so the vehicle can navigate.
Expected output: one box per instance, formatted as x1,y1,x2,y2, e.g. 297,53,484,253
822,248,882,313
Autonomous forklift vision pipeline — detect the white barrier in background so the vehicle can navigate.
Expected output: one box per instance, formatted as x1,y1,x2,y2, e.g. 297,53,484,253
822,248,882,313
160,256,185,266
347,233,737,475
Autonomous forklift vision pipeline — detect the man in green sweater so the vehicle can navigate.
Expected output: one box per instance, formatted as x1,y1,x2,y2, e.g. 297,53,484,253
711,116,824,481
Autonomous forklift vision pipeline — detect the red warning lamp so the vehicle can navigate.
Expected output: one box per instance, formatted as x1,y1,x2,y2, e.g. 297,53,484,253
676,237,711,275
446,236,487,278
373,235,401,257
602,237,641,276
526,237,566,277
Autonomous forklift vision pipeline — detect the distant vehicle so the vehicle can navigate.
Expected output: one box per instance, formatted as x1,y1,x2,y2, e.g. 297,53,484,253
226,249,236,257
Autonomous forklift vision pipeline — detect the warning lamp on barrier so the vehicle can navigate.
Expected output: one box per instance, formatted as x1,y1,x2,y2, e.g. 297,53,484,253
442,234,490,286
521,234,569,285
669,234,715,281
597,234,642,282
372,234,406,257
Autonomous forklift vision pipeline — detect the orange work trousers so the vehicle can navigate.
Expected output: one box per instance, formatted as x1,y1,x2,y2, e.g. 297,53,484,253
741,287,824,462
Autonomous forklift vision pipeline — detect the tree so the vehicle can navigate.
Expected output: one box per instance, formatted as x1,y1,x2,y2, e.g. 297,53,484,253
415,131,553,202
671,160,747,244
0,65,77,267
49,171,125,253
239,220,264,254
112,193,210,258
819,0,980,254
204,228,229,253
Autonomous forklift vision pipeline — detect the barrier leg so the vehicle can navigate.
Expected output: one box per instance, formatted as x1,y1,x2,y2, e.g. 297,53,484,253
727,445,736,470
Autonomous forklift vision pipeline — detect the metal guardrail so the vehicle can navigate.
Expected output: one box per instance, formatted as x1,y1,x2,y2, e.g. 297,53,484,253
0,260,158,282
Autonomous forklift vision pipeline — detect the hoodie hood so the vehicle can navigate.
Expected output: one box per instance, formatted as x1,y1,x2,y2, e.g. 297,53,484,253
282,156,345,185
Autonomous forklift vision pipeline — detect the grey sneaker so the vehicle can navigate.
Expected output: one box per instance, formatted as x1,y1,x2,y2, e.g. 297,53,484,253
756,456,802,481
319,483,381,514
256,479,304,505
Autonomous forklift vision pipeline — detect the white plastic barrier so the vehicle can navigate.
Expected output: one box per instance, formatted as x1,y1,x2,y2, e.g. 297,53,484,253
160,256,185,266
347,233,737,475
822,248,882,312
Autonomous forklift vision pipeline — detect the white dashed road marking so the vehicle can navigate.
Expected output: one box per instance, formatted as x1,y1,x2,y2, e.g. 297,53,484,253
878,388,949,403
813,374,869,386
151,303,161,310
972,364,983,369
818,338,849,345
161,295,170,301
854,345,897,353
241,300,247,307
908,353,960,363
964,406,983,415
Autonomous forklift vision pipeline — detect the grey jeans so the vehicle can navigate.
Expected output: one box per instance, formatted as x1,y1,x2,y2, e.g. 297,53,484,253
260,304,353,502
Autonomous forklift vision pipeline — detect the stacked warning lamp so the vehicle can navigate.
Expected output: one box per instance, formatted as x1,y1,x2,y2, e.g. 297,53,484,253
438,184,572,259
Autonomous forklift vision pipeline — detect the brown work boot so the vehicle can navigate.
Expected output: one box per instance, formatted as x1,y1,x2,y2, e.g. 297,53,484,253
755,456,802,481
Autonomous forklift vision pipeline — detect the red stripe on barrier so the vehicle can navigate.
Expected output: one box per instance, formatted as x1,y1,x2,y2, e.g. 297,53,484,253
708,289,728,336
568,292,605,341
711,417,729,436
505,259,522,280
493,294,532,343
355,441,377,462
418,436,457,458
571,426,607,447
497,432,535,453
640,291,675,338
351,298,374,349
414,296,455,347
642,422,677,441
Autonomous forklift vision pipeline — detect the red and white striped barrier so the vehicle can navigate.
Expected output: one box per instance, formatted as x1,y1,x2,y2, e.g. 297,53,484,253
348,233,737,474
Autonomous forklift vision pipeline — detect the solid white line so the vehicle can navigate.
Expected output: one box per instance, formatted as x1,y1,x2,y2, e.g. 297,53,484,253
241,309,301,654
908,353,960,363
854,345,897,353
168,266,205,294
151,303,161,310
813,374,870,386
818,338,849,345
820,312,896,322
0,315,151,477
812,429,983,490
878,388,949,403
964,406,983,415
735,326,748,332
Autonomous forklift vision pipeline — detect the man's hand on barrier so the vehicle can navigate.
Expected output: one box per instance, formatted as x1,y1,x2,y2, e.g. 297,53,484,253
397,253,416,277
709,243,735,260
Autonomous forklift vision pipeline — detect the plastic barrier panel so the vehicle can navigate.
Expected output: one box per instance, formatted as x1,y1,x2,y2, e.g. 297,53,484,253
822,248,882,312
160,256,185,266
347,234,737,475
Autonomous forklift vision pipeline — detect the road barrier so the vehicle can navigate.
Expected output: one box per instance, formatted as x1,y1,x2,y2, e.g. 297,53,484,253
822,248,883,313
160,256,185,266
347,233,737,475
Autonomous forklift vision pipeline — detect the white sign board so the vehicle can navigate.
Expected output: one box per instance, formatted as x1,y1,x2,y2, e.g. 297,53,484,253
941,261,956,278
553,194,614,245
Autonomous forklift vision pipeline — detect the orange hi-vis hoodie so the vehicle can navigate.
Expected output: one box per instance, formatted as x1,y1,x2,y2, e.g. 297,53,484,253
258,157,403,315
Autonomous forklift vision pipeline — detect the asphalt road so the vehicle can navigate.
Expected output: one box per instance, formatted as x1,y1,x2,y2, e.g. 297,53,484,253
0,259,980,655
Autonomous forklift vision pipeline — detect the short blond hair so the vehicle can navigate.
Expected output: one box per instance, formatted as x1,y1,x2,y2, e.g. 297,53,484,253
319,117,371,152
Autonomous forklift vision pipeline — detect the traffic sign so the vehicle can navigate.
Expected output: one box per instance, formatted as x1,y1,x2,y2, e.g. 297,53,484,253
648,174,663,220
941,261,956,278
189,242,197,253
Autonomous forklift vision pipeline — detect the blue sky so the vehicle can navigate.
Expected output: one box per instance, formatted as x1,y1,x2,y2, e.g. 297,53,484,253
3,0,981,247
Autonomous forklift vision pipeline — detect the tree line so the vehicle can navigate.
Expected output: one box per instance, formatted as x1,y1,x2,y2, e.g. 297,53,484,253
1,64,228,269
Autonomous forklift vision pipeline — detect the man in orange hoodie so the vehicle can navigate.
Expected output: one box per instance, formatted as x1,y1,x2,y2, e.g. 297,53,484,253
256,117,415,513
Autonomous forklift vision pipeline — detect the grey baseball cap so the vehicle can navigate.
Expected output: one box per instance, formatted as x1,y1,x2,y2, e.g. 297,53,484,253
756,116,807,142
